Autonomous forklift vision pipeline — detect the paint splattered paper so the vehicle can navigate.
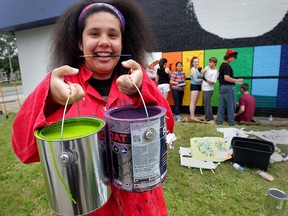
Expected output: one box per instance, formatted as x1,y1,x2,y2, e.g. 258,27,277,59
190,137,231,162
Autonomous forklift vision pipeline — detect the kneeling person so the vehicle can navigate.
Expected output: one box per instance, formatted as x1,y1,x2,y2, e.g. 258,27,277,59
235,83,256,122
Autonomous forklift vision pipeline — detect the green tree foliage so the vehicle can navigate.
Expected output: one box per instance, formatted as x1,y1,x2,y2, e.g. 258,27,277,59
0,33,20,79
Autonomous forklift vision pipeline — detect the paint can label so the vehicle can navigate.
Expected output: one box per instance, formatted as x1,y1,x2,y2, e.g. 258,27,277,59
131,119,161,190
105,105,167,192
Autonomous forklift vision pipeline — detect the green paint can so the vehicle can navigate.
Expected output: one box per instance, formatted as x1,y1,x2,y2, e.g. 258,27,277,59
34,117,111,216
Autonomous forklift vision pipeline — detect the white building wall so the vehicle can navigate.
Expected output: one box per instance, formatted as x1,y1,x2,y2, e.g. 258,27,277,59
15,25,54,96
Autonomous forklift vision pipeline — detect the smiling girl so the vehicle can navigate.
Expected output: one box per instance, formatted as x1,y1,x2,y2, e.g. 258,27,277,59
12,1,174,215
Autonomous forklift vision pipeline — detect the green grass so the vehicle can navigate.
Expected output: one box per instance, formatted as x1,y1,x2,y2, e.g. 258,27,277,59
164,122,288,216
0,80,22,87
1,114,287,215
0,113,50,216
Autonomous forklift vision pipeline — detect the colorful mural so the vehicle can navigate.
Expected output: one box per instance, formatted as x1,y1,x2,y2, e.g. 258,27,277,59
147,45,288,111
139,0,288,116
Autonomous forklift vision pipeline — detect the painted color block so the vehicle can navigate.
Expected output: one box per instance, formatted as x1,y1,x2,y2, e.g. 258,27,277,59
253,45,281,76
254,96,276,108
211,82,219,107
252,79,278,97
277,45,288,108
183,80,191,106
230,47,254,77
162,52,182,72
167,90,174,105
252,46,280,97
277,79,288,108
279,45,288,76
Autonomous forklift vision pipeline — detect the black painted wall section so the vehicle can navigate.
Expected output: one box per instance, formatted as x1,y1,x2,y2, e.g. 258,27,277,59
138,0,288,52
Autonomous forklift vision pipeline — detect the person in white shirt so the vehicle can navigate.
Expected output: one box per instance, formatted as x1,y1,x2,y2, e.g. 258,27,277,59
201,57,218,121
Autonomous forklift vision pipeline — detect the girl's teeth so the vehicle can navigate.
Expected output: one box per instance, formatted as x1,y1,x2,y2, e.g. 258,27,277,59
97,53,111,56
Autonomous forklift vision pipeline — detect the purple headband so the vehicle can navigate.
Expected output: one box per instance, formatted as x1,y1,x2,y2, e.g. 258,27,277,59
78,3,126,32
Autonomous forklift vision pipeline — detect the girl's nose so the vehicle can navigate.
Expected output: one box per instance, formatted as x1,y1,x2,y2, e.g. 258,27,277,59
98,35,110,47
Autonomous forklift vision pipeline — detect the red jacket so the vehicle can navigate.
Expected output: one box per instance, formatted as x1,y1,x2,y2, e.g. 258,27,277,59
12,64,174,216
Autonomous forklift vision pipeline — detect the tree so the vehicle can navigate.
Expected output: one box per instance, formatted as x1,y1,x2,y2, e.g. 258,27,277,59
0,33,20,79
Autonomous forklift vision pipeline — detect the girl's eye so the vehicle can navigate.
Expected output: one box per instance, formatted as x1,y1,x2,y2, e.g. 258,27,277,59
91,32,100,37
109,33,119,38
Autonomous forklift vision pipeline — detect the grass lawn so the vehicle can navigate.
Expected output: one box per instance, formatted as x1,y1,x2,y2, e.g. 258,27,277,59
164,122,288,216
1,113,287,215
0,80,22,87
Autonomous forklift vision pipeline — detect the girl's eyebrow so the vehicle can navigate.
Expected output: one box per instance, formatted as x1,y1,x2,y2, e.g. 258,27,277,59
86,27,120,32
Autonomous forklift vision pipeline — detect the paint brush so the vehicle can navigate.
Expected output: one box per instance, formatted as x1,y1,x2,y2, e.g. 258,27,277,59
80,53,132,58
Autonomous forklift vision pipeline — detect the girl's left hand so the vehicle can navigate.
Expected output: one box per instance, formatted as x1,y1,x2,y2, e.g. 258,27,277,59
116,60,143,95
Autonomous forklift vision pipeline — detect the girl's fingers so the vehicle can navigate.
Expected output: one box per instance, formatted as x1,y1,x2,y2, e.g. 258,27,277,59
68,83,85,104
121,60,142,71
50,67,83,105
52,65,79,78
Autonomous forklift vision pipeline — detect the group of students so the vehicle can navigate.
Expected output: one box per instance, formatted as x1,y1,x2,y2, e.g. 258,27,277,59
156,50,256,125
155,58,185,122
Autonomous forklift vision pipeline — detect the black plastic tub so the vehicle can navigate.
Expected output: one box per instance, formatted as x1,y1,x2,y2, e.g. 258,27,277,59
231,137,275,171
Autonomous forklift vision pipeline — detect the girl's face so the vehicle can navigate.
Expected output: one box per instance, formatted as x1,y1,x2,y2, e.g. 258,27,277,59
176,63,183,72
193,59,199,67
78,12,123,79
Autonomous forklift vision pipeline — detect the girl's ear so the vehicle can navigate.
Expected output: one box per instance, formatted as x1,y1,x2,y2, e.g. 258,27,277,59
78,40,83,51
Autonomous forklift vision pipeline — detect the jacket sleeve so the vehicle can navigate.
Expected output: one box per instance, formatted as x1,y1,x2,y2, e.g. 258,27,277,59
130,69,175,133
11,73,58,164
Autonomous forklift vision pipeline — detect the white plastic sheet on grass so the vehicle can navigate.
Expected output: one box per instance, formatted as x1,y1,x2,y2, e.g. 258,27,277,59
247,129,288,145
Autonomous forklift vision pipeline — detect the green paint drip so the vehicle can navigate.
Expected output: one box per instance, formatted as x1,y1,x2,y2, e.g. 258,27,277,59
49,141,77,204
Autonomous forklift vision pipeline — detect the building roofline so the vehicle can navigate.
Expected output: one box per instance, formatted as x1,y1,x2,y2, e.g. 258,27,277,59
0,0,77,33
0,18,57,33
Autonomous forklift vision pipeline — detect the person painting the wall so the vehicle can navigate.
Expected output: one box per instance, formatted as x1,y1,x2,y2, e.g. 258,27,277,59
170,62,186,122
156,58,172,99
11,1,174,215
235,83,256,122
216,50,243,126
189,57,203,122
201,57,218,122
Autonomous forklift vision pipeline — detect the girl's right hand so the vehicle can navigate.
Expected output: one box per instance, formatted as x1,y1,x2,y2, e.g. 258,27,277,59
50,65,85,105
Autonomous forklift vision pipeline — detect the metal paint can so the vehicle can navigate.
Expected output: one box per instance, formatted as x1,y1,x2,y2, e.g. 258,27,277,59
105,105,167,192
34,117,111,215
265,188,287,215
